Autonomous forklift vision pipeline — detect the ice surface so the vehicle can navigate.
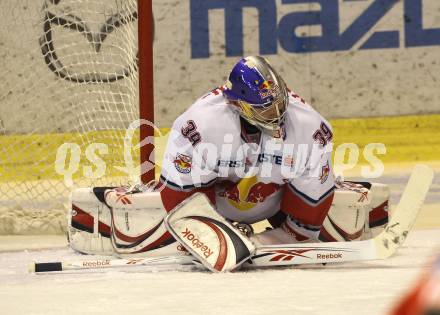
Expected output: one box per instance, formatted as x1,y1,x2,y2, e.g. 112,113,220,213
1,168,439,314
0,230,439,315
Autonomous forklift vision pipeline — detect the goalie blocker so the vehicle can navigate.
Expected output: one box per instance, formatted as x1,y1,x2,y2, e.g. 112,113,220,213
165,193,256,272
67,181,390,258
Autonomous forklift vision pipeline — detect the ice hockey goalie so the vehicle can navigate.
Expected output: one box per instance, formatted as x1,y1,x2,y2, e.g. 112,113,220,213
67,180,389,257
67,56,389,261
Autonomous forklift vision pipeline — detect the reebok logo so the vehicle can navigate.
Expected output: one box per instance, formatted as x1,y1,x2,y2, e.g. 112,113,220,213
181,228,213,259
82,260,110,267
317,253,342,260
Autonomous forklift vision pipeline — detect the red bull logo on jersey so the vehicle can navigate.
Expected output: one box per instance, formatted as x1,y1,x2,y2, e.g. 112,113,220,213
218,176,280,211
174,153,192,174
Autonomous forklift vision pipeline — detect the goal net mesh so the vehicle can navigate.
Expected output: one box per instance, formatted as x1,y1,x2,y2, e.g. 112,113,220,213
0,0,141,234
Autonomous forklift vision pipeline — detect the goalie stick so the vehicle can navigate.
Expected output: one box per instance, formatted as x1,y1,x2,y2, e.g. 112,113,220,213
245,164,434,267
30,164,433,273
29,255,196,273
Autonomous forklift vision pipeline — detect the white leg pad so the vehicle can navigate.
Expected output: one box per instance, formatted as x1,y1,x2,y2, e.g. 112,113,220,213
69,188,113,255
320,184,369,242
105,189,182,257
69,186,186,257
319,182,390,242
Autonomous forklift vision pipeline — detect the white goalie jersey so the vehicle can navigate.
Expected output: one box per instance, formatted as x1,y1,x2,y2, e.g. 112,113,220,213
67,89,390,257
159,87,335,231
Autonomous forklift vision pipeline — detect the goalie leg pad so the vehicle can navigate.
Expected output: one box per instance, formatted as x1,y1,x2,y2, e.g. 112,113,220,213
69,186,185,257
319,181,390,242
364,182,390,239
69,187,114,255
319,184,369,242
104,188,180,257
165,193,256,272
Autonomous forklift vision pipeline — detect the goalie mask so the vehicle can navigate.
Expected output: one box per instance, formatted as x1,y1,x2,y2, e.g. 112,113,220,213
224,56,289,137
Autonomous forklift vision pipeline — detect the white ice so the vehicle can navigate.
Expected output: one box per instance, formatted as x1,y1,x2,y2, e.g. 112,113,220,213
0,229,439,315
1,169,439,314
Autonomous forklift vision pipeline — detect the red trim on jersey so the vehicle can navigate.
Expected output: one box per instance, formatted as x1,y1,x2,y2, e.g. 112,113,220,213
281,188,334,227
160,185,216,212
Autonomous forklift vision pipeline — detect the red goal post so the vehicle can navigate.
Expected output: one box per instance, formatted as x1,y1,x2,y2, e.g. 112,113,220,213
138,0,155,184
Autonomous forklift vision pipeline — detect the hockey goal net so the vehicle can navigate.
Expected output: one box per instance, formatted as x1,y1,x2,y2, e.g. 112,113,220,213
0,0,153,235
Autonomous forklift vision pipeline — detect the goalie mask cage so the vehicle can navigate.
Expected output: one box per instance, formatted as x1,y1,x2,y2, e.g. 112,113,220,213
0,0,154,235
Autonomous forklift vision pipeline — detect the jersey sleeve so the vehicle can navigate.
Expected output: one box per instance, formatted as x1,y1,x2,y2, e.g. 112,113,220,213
280,121,335,238
159,115,219,211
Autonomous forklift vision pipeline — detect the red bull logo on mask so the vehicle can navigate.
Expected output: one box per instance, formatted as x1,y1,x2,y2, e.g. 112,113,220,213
218,176,280,211
258,80,280,100
174,153,192,174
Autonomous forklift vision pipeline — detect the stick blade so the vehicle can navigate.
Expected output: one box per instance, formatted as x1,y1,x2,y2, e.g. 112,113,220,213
375,164,434,259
